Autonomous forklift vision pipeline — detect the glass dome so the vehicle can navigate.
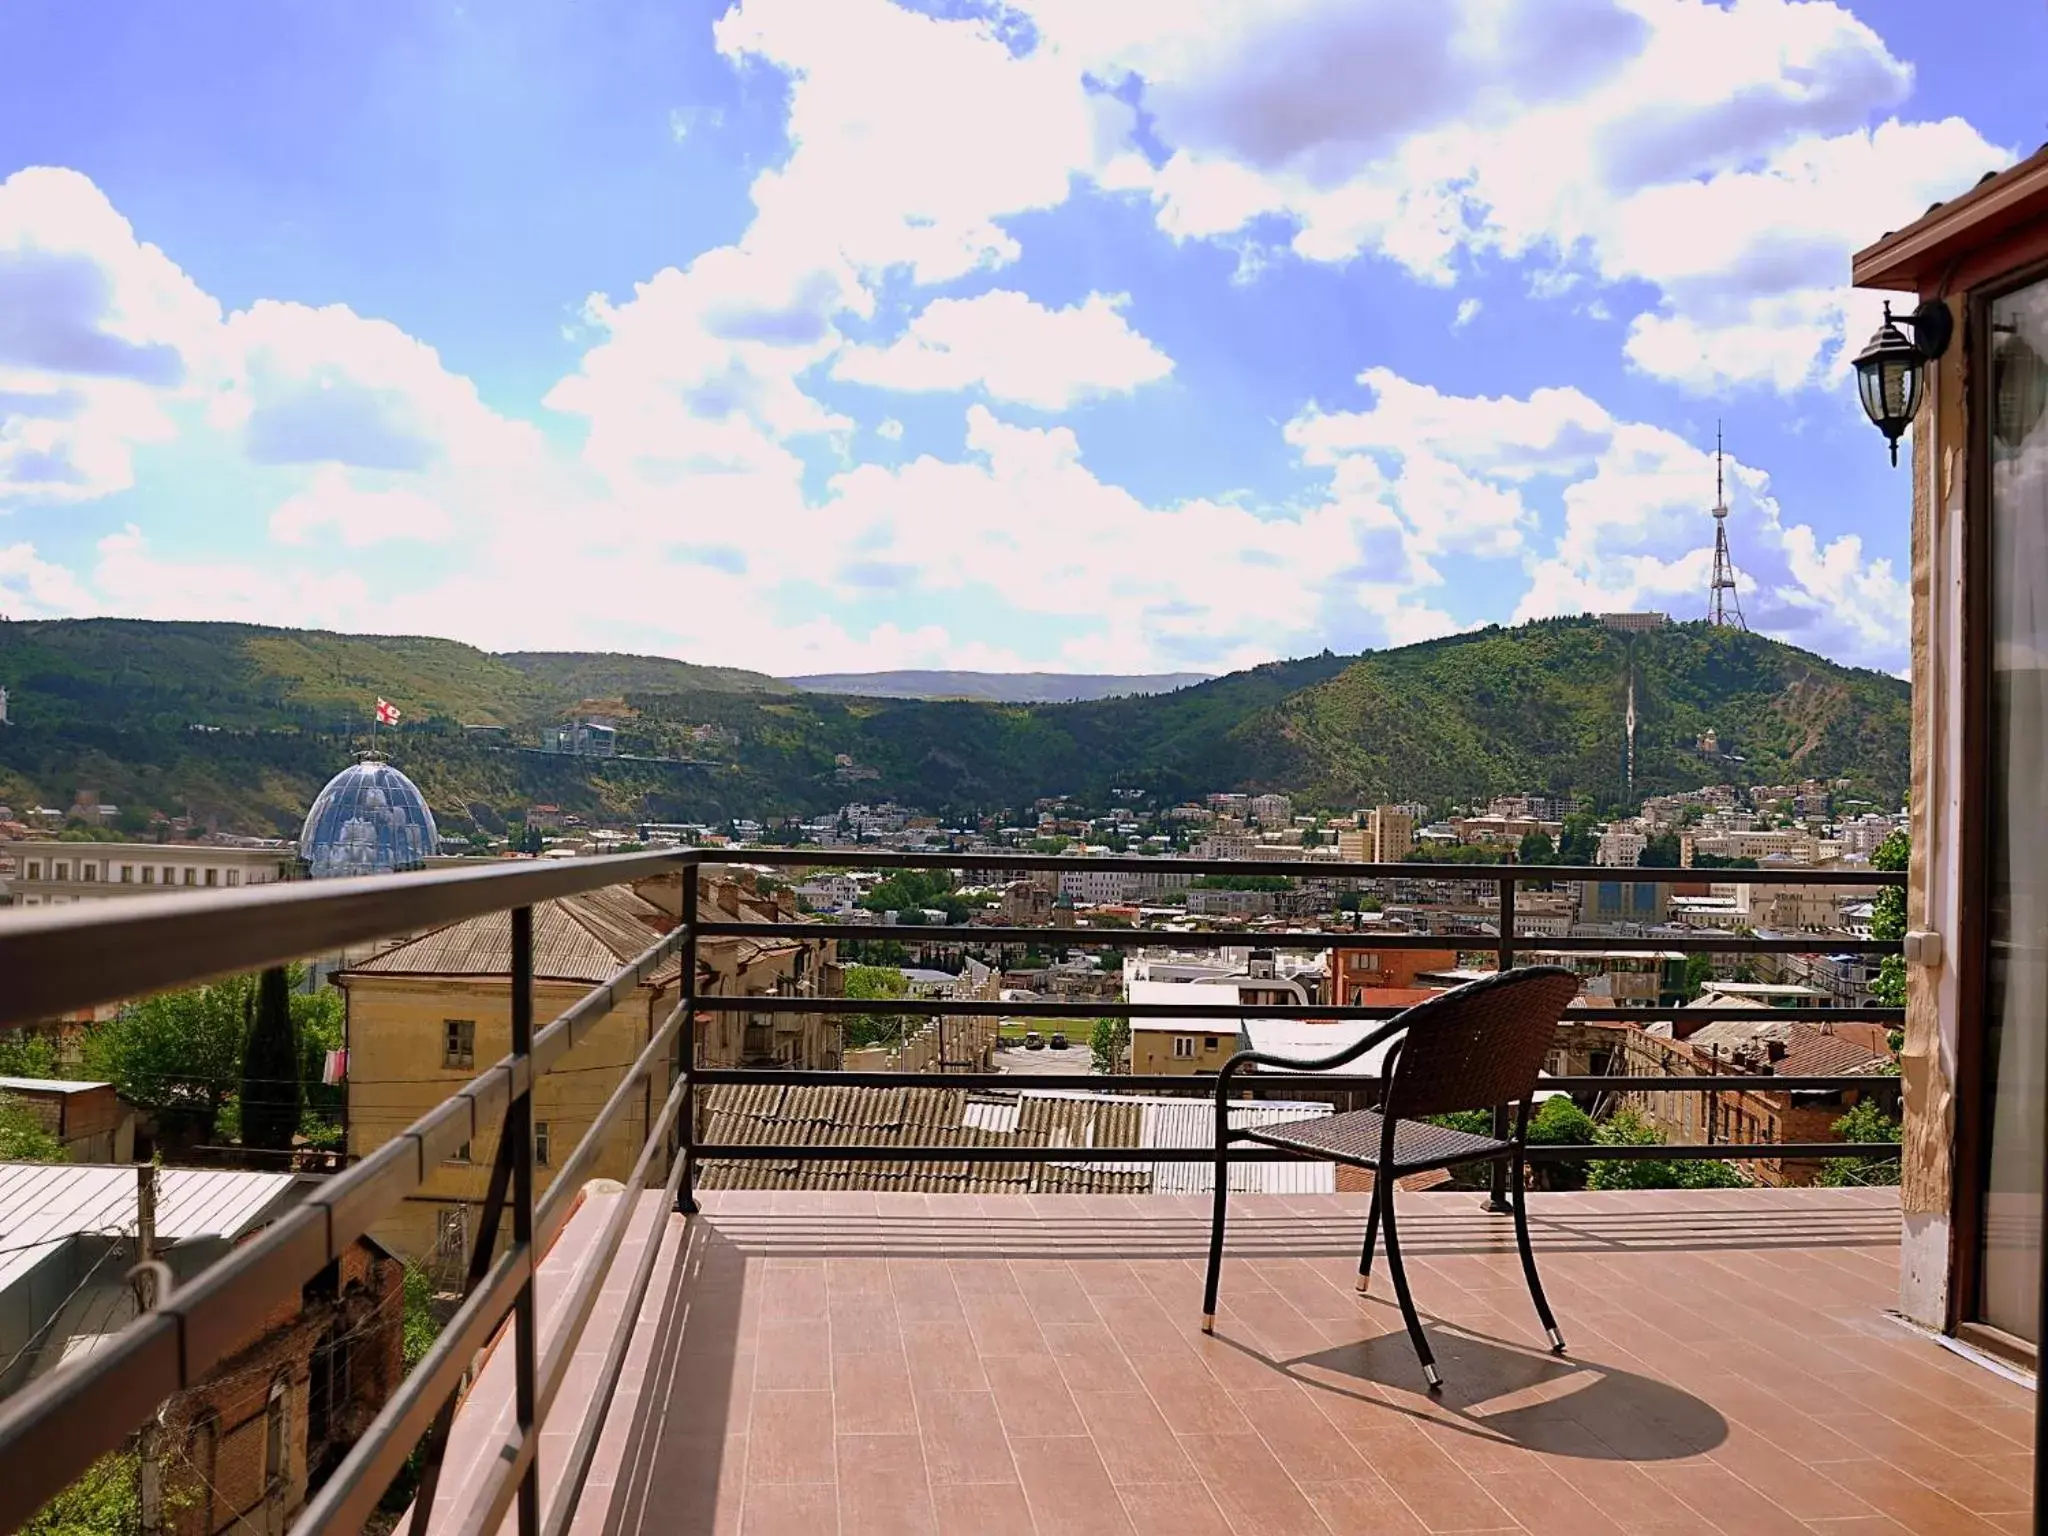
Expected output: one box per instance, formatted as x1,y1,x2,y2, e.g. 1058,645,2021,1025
300,758,439,879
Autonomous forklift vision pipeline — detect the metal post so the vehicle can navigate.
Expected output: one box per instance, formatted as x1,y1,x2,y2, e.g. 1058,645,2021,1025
1485,873,1517,1213
677,864,700,1216
509,905,540,1536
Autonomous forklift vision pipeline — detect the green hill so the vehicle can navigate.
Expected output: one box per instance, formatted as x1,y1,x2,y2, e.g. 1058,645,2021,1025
0,616,1907,837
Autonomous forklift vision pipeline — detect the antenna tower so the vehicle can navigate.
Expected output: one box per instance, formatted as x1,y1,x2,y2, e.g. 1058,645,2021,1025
1706,422,1746,629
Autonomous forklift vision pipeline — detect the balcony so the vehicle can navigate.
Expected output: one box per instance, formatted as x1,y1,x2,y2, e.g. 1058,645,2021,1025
0,847,2019,1536
427,1184,2023,1536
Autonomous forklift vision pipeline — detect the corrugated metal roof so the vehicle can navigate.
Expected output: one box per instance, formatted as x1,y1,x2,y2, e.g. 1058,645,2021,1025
1240,1019,1397,1078
696,1085,1332,1196
0,1164,298,1299
345,886,681,986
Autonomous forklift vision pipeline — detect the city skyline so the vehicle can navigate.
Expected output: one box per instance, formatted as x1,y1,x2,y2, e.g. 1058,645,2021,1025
2,1,2042,680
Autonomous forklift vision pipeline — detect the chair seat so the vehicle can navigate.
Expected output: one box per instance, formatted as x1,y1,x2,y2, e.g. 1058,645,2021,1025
1239,1109,1510,1172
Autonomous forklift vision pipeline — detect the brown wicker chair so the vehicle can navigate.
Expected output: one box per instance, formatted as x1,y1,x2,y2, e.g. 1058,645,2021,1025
1200,965,1582,1390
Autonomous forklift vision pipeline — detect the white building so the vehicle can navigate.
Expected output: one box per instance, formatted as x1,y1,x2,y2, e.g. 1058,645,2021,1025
1247,793,1293,827
1056,866,1136,905
5,840,293,908
1597,829,1647,867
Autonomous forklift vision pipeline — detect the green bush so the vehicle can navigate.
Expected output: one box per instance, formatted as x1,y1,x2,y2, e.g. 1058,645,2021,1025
1587,1108,1749,1191
1818,1098,1901,1187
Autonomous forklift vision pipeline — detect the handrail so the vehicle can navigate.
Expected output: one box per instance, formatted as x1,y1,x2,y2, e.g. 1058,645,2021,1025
0,845,1906,1534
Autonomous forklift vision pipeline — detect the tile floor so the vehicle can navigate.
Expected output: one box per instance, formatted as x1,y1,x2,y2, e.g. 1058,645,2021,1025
573,1187,2031,1535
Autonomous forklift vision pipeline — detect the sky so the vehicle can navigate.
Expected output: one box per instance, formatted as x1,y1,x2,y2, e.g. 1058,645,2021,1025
0,0,2042,679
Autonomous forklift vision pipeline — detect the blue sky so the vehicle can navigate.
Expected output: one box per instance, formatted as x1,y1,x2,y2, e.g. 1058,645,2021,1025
0,0,2040,676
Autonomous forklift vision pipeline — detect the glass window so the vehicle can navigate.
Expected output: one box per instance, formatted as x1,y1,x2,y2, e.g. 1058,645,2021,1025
204,868,217,887
119,866,133,883
444,1019,476,1070
1173,1036,1195,1058
79,864,95,882
446,1141,472,1165
1980,271,2048,1340
183,868,196,886
534,1122,551,1167
52,863,68,881
141,867,155,885
226,869,239,887
24,862,38,880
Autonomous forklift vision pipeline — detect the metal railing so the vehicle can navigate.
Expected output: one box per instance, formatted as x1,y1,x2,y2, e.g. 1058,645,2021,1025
0,846,1905,1534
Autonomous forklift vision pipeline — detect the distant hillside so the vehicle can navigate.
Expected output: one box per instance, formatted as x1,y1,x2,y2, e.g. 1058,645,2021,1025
785,670,1209,703
0,617,1907,836
0,619,785,734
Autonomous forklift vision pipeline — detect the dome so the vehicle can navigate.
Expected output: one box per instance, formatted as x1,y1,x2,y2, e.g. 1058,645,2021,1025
300,758,439,879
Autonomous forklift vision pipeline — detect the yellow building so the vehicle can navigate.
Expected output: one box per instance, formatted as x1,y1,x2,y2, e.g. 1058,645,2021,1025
339,873,839,1265
1335,806,1416,863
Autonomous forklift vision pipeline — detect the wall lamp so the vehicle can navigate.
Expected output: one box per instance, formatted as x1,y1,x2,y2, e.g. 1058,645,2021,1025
1853,299,1953,466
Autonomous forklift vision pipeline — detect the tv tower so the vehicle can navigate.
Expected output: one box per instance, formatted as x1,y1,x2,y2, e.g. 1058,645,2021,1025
1706,422,1746,630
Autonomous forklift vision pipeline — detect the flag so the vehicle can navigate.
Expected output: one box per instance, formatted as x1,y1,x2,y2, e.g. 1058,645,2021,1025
375,698,401,726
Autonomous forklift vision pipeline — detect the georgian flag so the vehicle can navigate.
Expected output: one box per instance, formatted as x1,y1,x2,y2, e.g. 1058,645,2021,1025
375,697,401,725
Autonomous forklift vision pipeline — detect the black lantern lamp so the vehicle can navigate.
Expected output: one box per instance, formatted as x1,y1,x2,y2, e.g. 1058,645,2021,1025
1853,299,1954,466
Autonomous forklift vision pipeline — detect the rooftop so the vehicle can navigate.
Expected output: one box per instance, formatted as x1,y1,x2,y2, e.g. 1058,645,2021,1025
421,1185,2028,1536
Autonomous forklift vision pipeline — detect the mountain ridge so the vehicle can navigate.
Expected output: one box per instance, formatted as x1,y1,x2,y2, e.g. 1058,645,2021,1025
0,617,1907,837
784,670,1211,703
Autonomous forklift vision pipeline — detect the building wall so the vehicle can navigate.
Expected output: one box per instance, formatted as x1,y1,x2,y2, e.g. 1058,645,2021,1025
0,1082,134,1162
7,841,291,908
340,976,661,1264
1329,947,1459,1004
157,1238,402,1536
1130,1026,1234,1075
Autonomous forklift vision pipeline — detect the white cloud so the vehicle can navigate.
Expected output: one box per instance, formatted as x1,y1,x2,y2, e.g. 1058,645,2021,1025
1452,297,1481,330
875,417,904,442
0,541,94,616
1020,0,2009,392
0,166,224,505
833,291,1172,409
267,467,456,548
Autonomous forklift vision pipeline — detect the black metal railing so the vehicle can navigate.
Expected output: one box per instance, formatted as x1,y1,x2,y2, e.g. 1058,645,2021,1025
0,846,1906,1534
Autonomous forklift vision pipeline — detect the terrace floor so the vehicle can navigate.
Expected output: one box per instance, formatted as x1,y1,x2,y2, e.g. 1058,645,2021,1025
467,1186,2037,1535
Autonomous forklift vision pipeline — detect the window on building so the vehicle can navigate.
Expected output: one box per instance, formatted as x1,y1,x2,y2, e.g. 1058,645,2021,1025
141,867,155,885
186,1415,218,1531
264,1373,289,1492
52,863,68,881
444,1019,476,1070
183,868,196,886
437,1206,469,1269
534,1122,551,1167
1204,1036,1219,1051
204,868,218,887
24,861,38,880
119,865,133,883
226,869,240,887
78,864,95,882
446,1141,472,1165
1173,1037,1195,1059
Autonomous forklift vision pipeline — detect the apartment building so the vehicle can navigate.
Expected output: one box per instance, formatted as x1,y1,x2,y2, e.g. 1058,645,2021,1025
1328,944,1459,1005
1332,804,1416,863
1597,828,1647,867
4,839,292,906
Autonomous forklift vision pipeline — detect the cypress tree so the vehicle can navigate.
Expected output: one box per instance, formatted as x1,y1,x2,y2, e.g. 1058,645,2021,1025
240,968,303,1151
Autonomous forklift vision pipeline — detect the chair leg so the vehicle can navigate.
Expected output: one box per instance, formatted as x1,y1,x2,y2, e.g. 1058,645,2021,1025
1375,1176,1440,1391
1355,1175,1383,1293
1202,1152,1228,1332
1510,1151,1565,1353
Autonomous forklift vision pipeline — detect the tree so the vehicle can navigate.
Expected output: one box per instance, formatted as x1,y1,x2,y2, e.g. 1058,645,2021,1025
1639,832,1683,868
0,1094,66,1162
842,964,912,1049
297,987,346,1148
1090,1017,1130,1075
0,1031,60,1079
18,1451,141,1536
1819,1097,1901,1187
1558,813,1598,865
1517,828,1556,866
1586,1108,1748,1190
1869,830,1908,1027
85,978,251,1138
240,967,302,1151
1680,952,1715,1002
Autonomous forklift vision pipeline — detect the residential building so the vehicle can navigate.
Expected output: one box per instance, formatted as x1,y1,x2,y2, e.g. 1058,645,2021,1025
1522,949,1689,1007
1328,945,1459,1006
1057,865,1136,905
1247,793,1293,827
1597,828,1646,867
1576,876,1672,928
1681,829,1821,864
3,839,292,907
1333,804,1417,864
0,1164,404,1532
339,873,837,1261
0,1077,133,1162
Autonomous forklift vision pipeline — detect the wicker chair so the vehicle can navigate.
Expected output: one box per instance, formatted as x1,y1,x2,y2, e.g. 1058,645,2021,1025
1200,965,1582,1390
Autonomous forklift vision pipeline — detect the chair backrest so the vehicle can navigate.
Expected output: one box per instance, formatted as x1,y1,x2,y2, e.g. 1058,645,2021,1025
1381,966,1581,1120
